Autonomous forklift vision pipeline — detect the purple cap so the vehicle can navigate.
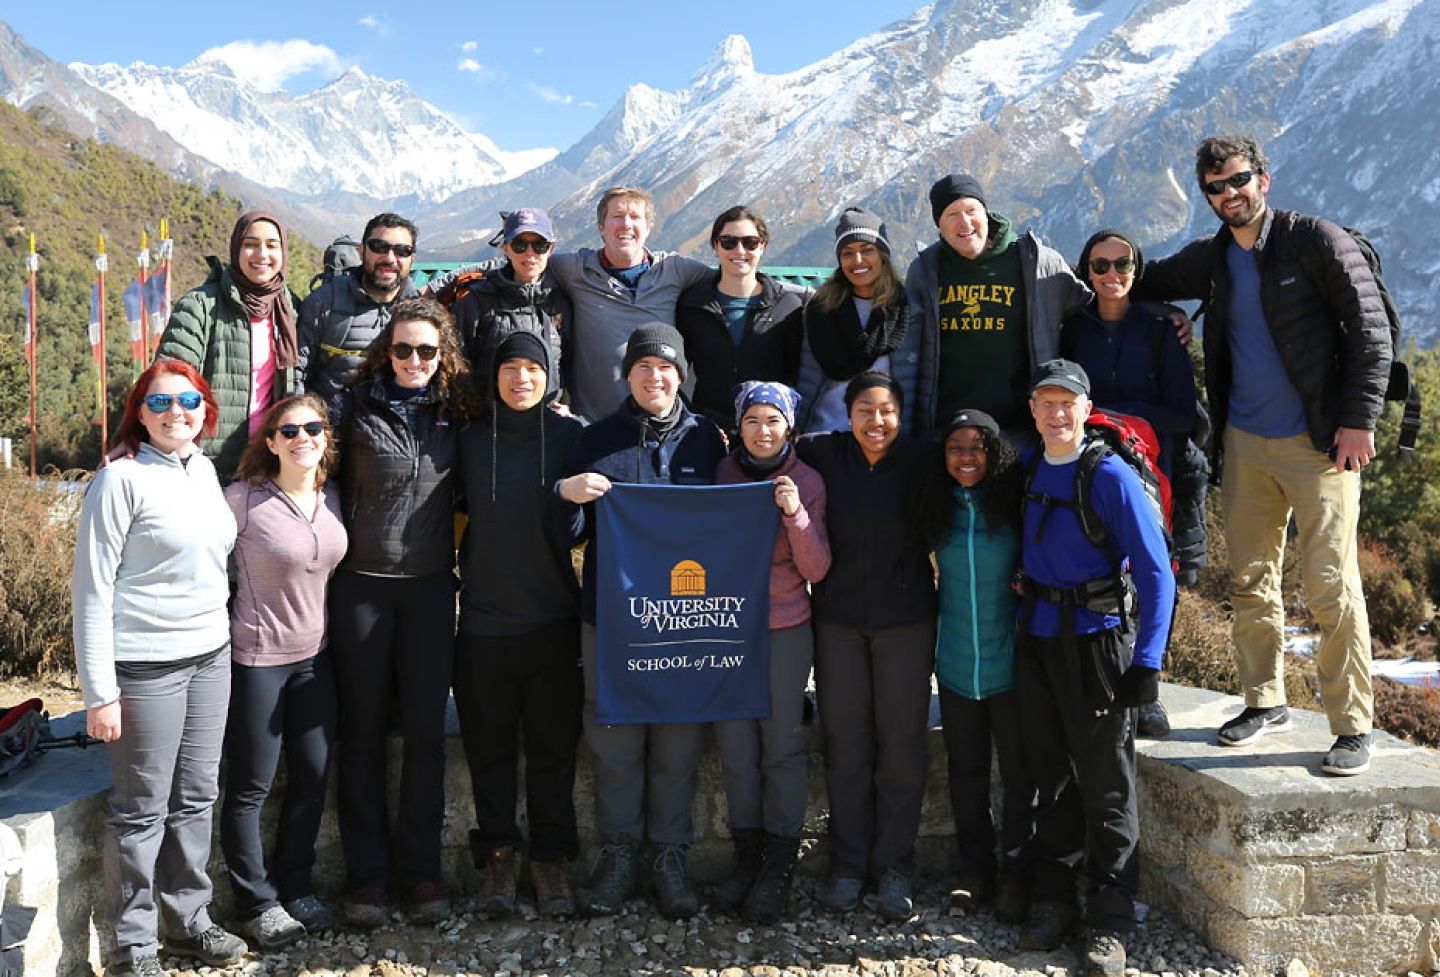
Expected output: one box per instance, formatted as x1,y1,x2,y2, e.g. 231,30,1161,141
502,208,556,244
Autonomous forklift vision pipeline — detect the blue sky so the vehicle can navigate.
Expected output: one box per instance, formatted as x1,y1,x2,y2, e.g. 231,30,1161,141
6,2,928,153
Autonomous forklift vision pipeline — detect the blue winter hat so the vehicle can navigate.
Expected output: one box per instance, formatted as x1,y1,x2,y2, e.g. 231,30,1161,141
732,381,801,431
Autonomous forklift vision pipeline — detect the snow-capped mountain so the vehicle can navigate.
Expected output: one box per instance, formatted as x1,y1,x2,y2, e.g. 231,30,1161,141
429,0,1439,335
68,58,554,207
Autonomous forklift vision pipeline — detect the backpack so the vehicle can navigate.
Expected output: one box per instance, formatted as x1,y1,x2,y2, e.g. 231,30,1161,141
1020,411,1176,640
0,699,47,778
1340,227,1420,461
309,235,362,293
431,268,490,310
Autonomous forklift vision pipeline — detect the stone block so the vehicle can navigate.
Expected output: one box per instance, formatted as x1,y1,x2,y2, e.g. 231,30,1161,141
1187,846,1304,918
1137,814,1187,873
1206,910,1427,976
1408,809,1440,849
1303,855,1379,914
1382,850,1440,911
1228,803,1408,857
1137,764,1223,841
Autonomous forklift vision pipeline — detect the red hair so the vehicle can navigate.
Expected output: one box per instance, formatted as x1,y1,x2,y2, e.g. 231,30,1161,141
112,358,220,454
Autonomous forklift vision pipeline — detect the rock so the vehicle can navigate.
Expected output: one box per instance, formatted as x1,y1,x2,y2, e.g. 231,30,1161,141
1284,960,1309,977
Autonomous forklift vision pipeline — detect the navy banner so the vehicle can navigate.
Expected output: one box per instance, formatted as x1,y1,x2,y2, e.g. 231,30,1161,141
594,482,780,725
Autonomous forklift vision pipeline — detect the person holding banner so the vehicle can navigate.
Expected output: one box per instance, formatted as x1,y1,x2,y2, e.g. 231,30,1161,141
156,212,302,481
72,360,246,975
796,371,936,921
712,381,830,923
327,298,478,927
550,322,727,918
454,329,586,917
220,394,347,946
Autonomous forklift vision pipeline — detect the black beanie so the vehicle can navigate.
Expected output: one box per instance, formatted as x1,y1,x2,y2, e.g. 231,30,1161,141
494,329,549,375
1076,228,1145,282
622,322,687,382
929,174,987,225
834,208,891,260
940,407,1001,444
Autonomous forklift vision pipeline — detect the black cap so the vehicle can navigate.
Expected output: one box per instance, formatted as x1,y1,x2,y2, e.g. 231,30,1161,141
622,322,686,382
929,174,987,225
1030,359,1091,397
940,408,1001,442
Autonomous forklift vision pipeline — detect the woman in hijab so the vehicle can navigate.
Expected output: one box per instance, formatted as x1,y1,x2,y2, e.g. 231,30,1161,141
156,211,302,480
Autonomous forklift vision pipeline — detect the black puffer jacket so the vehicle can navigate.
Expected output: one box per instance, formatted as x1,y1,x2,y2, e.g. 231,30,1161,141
674,272,807,427
452,268,571,404
334,376,460,576
297,268,420,412
1138,208,1391,472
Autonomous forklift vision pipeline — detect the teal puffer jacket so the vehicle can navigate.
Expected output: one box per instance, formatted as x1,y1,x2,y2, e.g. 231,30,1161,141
155,257,300,479
934,485,1021,699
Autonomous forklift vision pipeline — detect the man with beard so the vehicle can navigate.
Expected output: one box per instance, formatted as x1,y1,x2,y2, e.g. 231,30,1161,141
1136,134,1390,776
299,212,421,412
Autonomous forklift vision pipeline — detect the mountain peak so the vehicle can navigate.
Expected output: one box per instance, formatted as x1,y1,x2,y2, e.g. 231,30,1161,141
691,34,755,92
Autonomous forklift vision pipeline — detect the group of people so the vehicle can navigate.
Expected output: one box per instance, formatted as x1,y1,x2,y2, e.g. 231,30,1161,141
71,132,1388,977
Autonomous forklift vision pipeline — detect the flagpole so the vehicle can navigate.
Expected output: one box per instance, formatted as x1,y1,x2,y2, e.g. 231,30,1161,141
25,235,38,478
137,230,151,373
158,217,172,358
96,234,109,450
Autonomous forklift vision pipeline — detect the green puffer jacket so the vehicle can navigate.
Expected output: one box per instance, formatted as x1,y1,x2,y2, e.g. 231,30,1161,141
155,257,301,479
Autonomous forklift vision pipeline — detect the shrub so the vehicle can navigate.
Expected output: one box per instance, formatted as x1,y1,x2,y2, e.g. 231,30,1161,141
1374,676,1440,749
1356,540,1430,647
0,468,86,678
1165,589,1318,711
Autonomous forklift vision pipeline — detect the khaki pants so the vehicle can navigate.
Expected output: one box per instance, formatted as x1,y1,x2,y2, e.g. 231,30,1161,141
1221,427,1373,735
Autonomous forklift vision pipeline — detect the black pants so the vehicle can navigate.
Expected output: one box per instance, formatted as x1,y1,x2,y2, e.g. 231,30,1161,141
1016,628,1138,931
329,570,456,890
453,620,582,862
937,685,1036,876
220,653,337,917
813,618,935,880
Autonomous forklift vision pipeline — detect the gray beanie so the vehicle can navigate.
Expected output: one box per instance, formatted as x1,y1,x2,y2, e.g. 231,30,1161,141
622,322,687,382
834,208,891,260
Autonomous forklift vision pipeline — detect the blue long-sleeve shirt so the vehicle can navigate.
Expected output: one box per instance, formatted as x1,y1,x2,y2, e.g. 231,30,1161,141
1021,445,1175,669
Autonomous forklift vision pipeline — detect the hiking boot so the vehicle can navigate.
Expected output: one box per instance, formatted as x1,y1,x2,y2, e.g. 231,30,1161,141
530,857,576,916
993,860,1032,925
713,828,765,914
1137,699,1172,737
742,834,800,924
652,843,699,919
282,895,332,931
1321,733,1372,776
110,953,163,977
817,874,863,912
578,840,639,915
404,882,452,924
239,905,305,950
477,846,520,915
946,865,995,916
1217,705,1293,746
1018,899,1080,951
164,924,246,967
866,868,914,921
340,886,387,928
1083,929,1127,977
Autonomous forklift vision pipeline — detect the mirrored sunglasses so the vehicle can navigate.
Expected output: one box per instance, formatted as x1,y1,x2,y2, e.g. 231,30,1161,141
145,391,203,413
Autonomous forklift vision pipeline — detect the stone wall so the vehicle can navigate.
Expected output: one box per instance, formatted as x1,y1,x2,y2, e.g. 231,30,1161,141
6,685,1440,976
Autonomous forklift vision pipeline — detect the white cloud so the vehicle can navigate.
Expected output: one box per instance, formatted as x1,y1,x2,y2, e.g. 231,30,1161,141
529,83,574,105
461,40,478,52
358,15,381,29
193,40,344,91
532,47,544,55
580,100,598,109
458,58,483,73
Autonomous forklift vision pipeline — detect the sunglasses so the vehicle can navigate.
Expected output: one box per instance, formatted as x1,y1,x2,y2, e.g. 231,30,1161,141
717,235,764,252
365,238,416,258
1202,170,1256,196
508,238,552,254
145,391,203,413
277,421,326,439
1088,257,1137,275
390,342,439,361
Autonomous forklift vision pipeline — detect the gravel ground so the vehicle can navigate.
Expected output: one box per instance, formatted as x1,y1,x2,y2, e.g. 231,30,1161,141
160,878,1250,977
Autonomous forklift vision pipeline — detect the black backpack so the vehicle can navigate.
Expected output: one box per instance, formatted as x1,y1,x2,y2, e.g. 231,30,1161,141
309,235,363,293
1340,227,1421,461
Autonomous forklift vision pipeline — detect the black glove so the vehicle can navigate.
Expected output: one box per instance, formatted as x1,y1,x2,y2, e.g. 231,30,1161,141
1113,664,1160,707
